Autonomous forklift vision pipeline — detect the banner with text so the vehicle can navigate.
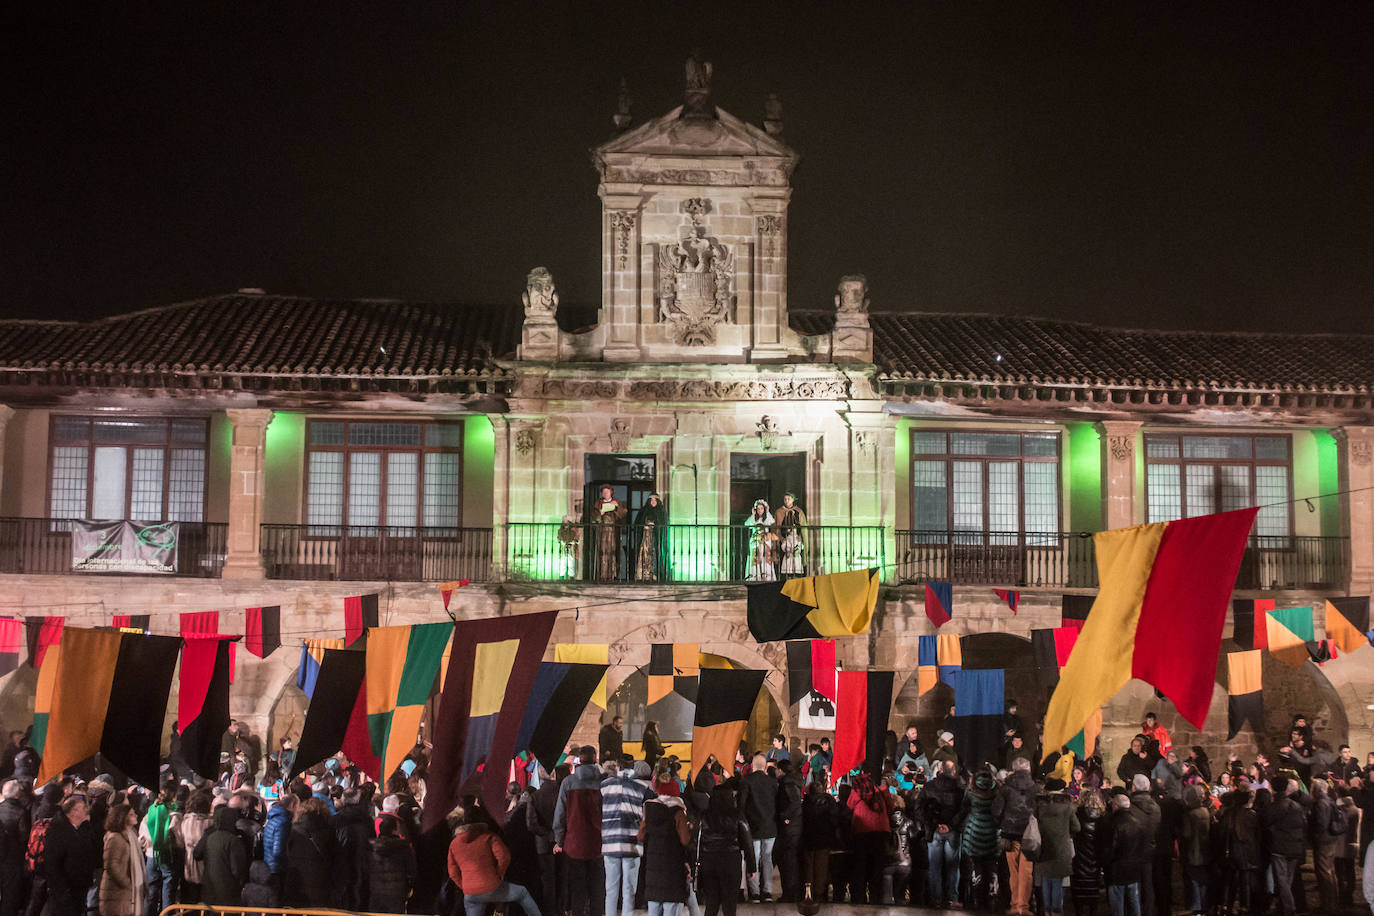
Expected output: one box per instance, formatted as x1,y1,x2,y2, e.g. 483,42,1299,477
72,521,178,574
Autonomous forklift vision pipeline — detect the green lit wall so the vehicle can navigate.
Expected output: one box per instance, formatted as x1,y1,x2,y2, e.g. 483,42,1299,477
262,411,305,524
1295,428,1341,537
205,412,234,523
1065,422,1103,532
463,415,495,527
894,418,911,529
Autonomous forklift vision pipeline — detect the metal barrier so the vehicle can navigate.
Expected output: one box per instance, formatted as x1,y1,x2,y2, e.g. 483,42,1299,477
160,906,401,916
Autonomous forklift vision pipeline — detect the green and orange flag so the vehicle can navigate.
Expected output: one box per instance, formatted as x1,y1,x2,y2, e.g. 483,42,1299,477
1043,508,1257,758
365,622,452,783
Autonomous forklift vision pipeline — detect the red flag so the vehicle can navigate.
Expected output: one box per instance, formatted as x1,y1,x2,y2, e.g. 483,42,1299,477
344,594,379,646
439,580,471,611
832,671,868,785
994,589,1020,614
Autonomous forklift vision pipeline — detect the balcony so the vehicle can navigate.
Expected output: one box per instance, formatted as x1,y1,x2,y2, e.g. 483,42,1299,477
505,523,885,585
260,525,494,582
0,517,228,577
896,530,1350,592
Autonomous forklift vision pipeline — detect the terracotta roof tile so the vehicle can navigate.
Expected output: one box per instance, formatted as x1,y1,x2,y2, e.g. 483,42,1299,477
0,294,521,378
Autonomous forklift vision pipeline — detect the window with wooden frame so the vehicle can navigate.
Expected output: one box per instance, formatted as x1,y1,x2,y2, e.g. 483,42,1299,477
909,430,1061,544
305,420,462,532
48,416,208,522
1144,433,1291,541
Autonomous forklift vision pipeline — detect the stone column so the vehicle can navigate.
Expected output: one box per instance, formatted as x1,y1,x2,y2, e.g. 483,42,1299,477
1333,426,1374,593
0,405,16,510
601,194,643,361
1096,420,1143,530
221,408,273,579
749,197,789,361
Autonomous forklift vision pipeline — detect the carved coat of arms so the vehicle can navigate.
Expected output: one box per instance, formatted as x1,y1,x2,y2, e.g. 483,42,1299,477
657,228,734,346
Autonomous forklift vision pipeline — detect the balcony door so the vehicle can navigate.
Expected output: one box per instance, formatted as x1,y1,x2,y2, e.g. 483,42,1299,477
729,452,805,580
583,454,656,582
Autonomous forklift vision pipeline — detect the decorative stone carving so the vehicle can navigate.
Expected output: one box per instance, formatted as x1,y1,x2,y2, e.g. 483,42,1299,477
610,211,636,271
835,274,870,315
605,167,790,187
757,415,783,450
854,430,876,453
540,379,621,399
1108,435,1133,462
1352,440,1373,467
757,215,781,258
522,267,558,317
609,418,632,453
657,203,734,346
626,378,849,400
514,430,536,456
763,93,784,138
682,52,714,118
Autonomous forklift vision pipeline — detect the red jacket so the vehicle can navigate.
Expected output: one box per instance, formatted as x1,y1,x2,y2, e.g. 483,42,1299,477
447,825,509,896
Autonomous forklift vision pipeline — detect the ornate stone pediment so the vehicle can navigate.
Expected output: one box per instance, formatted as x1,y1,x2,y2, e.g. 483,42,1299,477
595,105,795,160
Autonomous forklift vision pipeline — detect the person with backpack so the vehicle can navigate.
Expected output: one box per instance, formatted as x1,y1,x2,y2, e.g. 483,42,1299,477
693,782,755,916
23,782,63,916
0,779,30,916
994,757,1038,915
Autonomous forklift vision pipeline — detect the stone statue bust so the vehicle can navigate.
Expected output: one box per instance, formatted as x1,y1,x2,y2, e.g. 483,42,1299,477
835,274,870,315
682,51,714,119
522,267,558,316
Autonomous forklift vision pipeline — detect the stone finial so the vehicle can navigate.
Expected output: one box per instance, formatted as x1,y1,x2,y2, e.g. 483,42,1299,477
682,50,715,119
763,93,784,138
522,267,559,317
613,77,632,131
835,274,870,315
518,267,559,360
832,273,873,363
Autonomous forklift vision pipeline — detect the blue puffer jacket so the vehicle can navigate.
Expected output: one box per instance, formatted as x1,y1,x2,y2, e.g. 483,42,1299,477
263,804,293,874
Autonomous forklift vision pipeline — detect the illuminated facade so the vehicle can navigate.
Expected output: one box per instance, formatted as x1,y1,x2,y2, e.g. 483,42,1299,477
0,70,1372,769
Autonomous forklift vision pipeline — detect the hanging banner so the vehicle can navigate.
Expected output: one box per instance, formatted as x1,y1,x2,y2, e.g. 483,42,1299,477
71,521,178,574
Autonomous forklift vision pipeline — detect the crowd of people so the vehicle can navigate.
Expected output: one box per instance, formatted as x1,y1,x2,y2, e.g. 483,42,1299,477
0,707,1369,916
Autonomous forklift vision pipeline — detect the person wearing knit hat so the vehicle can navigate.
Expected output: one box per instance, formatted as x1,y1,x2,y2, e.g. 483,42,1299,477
1035,777,1076,915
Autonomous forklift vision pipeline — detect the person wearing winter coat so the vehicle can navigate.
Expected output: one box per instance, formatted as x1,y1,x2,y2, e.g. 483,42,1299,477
799,770,839,905
1102,793,1148,916
737,755,779,902
0,779,30,916
99,804,145,916
175,793,212,903
284,797,336,907
1308,778,1342,912
692,784,755,916
601,758,652,916
446,809,540,916
554,747,606,916
1033,779,1079,916
1215,787,1261,914
1116,737,1157,787
332,788,376,910
774,759,804,903
638,792,690,914
1177,784,1211,916
1262,777,1309,916
920,759,965,909
994,758,1038,915
368,815,416,913
527,762,567,914
1124,774,1161,916
846,772,895,905
1335,784,1361,908
260,795,295,888
960,770,1002,911
194,805,247,906
1071,791,1106,916
1151,751,1184,803
883,798,923,905
240,860,279,909
44,797,98,916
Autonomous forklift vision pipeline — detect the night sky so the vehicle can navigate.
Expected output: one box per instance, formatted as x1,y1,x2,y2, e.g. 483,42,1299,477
5,3,1372,333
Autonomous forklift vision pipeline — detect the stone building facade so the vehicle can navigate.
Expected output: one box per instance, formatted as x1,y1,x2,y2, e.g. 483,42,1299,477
0,64,1372,773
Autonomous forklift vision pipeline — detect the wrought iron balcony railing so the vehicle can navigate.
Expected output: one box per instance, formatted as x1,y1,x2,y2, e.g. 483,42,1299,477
895,530,1350,591
503,522,886,585
260,525,493,582
0,517,228,577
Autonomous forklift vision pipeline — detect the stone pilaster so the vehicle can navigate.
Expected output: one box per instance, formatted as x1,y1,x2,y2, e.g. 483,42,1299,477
0,405,16,508
221,408,273,579
1096,420,1143,530
601,194,644,361
1333,426,1374,593
749,198,789,361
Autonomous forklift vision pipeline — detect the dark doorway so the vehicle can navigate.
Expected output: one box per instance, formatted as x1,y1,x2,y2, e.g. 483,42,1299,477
729,452,806,580
584,454,657,582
